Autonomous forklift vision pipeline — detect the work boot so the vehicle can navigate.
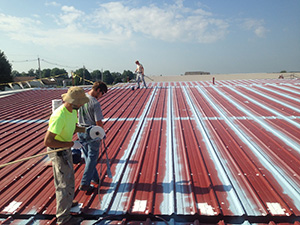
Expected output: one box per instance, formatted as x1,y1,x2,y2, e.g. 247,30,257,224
91,179,100,185
79,184,94,192
72,200,78,207
60,216,83,225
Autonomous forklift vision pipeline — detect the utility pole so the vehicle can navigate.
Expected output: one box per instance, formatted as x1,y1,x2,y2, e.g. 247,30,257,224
38,57,41,79
83,65,85,85
71,71,74,86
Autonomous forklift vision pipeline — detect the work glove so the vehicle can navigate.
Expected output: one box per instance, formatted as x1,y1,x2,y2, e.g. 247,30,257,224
86,125,94,132
72,140,83,149
85,125,94,139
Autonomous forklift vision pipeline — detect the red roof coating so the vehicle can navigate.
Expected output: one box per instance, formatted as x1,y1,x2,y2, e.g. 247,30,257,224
0,79,300,224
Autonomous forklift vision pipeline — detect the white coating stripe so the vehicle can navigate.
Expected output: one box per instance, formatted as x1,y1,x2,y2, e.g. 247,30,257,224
198,203,217,215
226,86,300,129
3,201,22,213
2,115,300,125
268,84,300,95
209,85,300,209
214,83,300,153
220,86,300,150
70,203,83,213
241,86,300,114
132,200,147,212
160,86,175,214
183,86,246,215
107,87,157,213
266,202,286,215
283,83,300,90
0,119,48,124
173,85,190,214
254,85,300,103
2,112,300,125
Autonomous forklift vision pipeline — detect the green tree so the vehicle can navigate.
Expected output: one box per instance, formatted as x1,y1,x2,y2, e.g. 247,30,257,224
103,70,114,84
74,67,91,85
42,68,51,78
51,68,68,79
91,70,102,81
111,72,120,84
20,72,27,77
122,70,135,82
11,70,21,77
0,50,13,91
28,69,36,78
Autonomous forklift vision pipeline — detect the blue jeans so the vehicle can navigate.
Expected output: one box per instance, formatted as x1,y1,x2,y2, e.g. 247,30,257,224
136,73,147,88
78,132,100,185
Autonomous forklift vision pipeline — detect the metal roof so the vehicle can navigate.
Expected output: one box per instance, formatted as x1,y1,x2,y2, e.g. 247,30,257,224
0,79,300,224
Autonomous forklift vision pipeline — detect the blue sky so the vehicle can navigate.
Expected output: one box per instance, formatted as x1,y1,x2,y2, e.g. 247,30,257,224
0,0,299,76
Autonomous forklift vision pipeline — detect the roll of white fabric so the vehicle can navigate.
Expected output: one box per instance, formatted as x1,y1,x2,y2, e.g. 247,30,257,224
89,126,106,140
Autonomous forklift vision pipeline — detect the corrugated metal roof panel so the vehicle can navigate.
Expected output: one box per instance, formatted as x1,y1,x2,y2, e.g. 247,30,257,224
0,79,300,224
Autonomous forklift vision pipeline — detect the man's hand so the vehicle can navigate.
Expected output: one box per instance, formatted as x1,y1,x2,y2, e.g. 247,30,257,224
75,126,86,134
86,125,94,136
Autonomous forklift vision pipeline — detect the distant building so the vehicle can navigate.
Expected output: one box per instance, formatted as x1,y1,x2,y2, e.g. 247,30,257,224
4,76,73,91
184,71,210,75
10,77,57,89
10,76,39,89
14,76,36,83
41,78,58,87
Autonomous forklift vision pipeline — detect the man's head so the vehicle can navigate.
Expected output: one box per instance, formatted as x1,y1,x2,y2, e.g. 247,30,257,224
92,81,108,99
135,60,140,65
61,86,89,109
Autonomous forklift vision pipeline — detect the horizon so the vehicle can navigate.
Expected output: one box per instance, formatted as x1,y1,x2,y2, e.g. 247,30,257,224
1,0,299,76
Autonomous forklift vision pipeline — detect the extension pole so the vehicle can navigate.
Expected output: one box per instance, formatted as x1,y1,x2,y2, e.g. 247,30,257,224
102,140,112,178
0,147,69,168
144,75,154,81
0,128,105,168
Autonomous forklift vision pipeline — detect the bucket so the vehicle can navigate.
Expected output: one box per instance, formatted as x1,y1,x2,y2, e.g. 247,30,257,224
52,99,63,112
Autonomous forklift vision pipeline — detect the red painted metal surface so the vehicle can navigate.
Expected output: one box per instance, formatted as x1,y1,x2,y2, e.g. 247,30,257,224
0,79,300,224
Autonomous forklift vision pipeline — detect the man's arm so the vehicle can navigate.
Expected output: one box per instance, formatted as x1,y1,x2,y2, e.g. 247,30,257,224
74,125,86,134
44,130,73,148
96,120,104,128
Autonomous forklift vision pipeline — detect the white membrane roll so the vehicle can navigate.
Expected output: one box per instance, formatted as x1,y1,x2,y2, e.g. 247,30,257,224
90,126,105,140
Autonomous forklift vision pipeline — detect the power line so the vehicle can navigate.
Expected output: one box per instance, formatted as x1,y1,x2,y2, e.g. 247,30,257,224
11,59,37,63
10,57,104,75
41,59,78,69
11,57,79,69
